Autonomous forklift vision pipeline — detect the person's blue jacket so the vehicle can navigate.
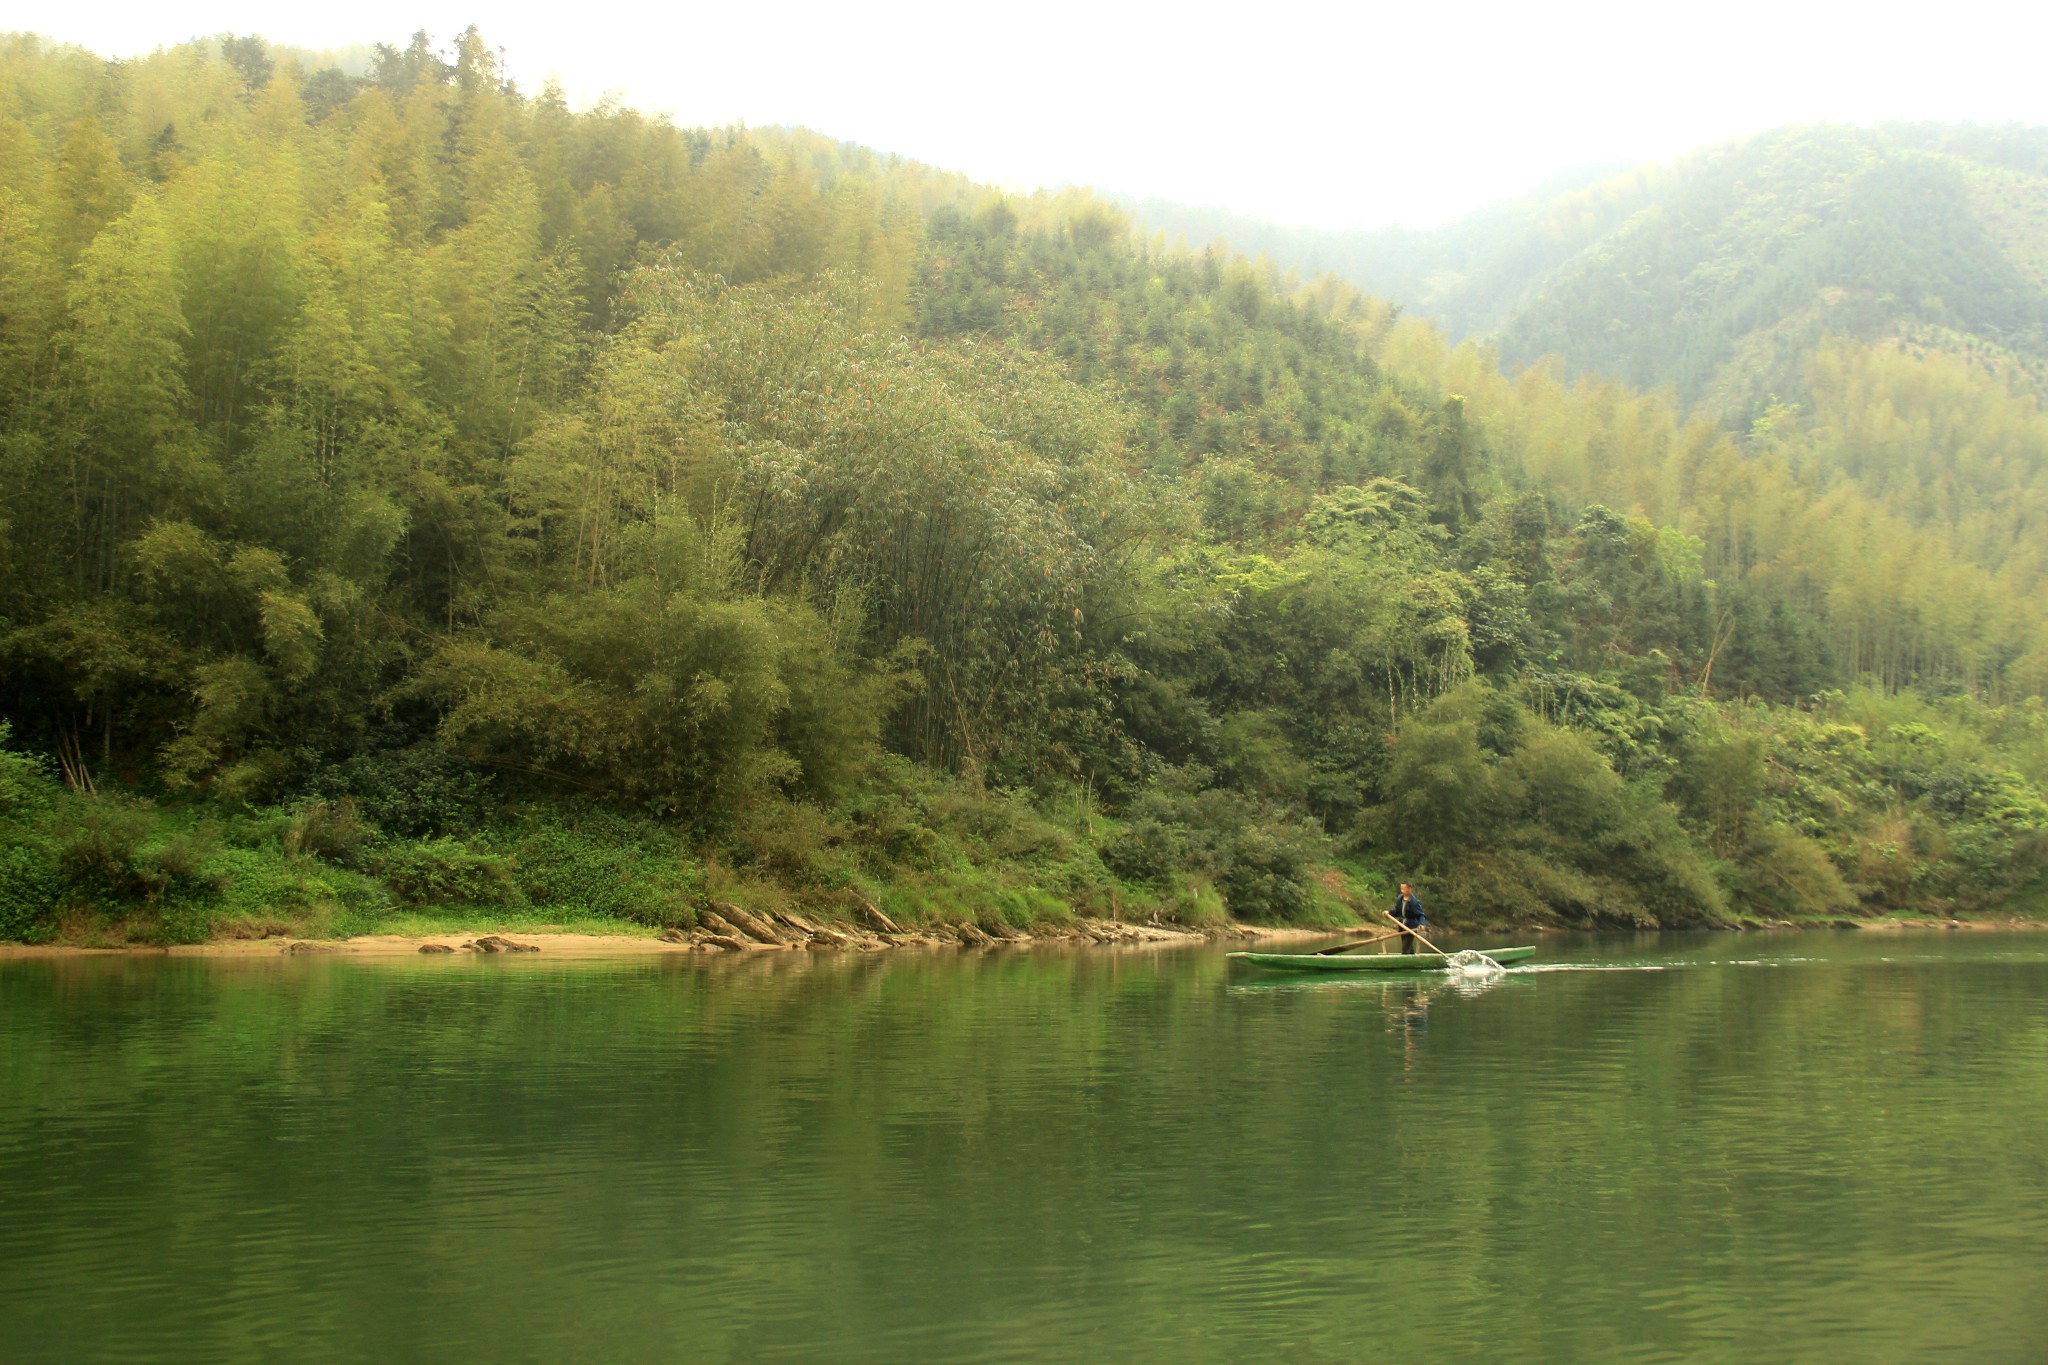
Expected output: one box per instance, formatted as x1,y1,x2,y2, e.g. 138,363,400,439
1392,890,1426,927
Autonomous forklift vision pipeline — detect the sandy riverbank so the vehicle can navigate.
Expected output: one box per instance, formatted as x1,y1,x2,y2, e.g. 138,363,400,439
0,920,1339,959
7,915,2042,960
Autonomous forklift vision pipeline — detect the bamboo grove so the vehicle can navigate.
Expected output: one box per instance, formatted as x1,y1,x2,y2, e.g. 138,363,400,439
2,31,2046,943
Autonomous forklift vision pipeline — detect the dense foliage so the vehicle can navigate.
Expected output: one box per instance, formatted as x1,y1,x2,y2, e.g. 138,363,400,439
2,31,2046,944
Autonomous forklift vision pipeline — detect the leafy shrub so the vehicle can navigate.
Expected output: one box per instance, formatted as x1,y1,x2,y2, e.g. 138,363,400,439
370,838,522,907
406,567,889,829
736,800,853,888
1592,780,1729,926
1439,851,1608,927
850,804,948,873
204,846,391,924
1357,685,1733,928
284,797,376,864
1100,818,1185,887
152,897,217,946
838,763,958,873
1848,809,1938,902
507,824,697,927
45,794,224,939
1098,766,1327,921
309,748,493,839
0,722,56,820
984,884,1068,931
149,826,219,884
1040,841,1117,904
1218,824,1313,921
875,866,1067,932
928,783,1057,857
55,794,161,900
221,806,294,850
0,842,60,942
1301,721,1389,827
1365,706,1521,870
1153,876,1229,928
1735,825,1856,919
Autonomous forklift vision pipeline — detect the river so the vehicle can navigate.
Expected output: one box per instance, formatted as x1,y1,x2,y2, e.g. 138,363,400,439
2,932,2045,1361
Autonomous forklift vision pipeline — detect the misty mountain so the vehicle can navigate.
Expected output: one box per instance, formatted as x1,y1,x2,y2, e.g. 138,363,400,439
1134,123,2048,420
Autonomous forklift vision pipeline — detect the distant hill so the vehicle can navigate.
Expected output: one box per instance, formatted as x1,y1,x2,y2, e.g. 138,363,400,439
1134,124,2048,420
1128,160,1650,338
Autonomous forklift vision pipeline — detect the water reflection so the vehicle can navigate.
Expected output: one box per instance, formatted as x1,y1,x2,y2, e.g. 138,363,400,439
2,936,2045,1363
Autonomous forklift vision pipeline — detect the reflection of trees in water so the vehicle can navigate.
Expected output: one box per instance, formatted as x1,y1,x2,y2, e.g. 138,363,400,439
8,943,2048,1360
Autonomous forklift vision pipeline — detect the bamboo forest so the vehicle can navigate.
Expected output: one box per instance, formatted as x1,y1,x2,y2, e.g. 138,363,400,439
4,29,2048,947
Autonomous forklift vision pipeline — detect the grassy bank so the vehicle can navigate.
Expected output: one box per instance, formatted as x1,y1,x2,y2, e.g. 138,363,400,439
7,719,2044,948
0,733,1369,948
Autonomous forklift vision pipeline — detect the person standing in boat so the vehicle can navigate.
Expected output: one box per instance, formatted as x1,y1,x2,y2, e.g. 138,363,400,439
1390,883,1426,954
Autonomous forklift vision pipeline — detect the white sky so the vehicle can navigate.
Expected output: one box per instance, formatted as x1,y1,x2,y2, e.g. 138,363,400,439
19,1,2048,229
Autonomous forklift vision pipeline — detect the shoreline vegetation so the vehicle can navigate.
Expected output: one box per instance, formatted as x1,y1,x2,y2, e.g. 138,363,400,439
5,915,2041,961
3,748,2041,952
4,33,2048,952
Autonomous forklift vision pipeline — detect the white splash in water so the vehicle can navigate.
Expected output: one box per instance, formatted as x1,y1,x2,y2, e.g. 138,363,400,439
1443,949,1507,979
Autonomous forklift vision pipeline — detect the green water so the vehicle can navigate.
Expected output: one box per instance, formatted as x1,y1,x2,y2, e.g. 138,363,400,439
2,934,2046,1362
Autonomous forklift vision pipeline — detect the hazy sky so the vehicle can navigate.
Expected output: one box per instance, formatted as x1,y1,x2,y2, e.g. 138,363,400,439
23,1,2048,228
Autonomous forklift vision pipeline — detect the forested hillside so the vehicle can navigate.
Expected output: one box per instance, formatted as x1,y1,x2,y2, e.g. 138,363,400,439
1138,124,2048,417
3,31,2046,947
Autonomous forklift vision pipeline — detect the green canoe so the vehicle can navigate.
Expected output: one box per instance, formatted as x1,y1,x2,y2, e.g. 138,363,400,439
1227,946,1536,972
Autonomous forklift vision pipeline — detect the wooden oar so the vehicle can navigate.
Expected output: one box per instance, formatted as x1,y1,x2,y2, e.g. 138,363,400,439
1383,912,1499,968
1383,910,1455,959
1312,929,1403,956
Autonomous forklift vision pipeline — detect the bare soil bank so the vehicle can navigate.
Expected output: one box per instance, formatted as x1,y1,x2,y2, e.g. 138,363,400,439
0,914,1334,959
5,912,2038,960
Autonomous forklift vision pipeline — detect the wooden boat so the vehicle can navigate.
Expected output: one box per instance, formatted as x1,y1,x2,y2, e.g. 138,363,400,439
1226,946,1536,973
